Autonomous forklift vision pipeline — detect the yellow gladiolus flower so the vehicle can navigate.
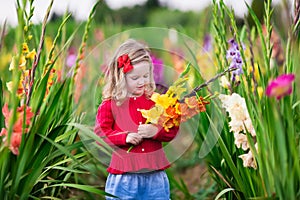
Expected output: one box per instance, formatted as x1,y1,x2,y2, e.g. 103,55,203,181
19,55,27,70
6,81,13,93
22,43,29,54
247,63,260,82
140,105,164,124
9,57,15,71
175,102,181,115
26,49,36,60
167,77,188,99
257,86,263,99
151,93,177,109
169,85,186,99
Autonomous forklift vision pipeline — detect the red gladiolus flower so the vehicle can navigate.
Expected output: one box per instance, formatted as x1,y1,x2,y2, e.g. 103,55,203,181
266,74,295,100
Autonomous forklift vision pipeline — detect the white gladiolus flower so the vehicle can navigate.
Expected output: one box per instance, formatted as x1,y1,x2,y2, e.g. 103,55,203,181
219,93,256,136
234,133,249,151
239,151,257,169
220,76,230,89
219,93,257,169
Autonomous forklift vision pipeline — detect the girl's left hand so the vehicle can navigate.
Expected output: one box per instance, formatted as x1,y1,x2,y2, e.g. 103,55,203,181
137,124,158,138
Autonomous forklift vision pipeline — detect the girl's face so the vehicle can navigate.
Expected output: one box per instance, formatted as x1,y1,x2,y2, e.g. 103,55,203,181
125,61,151,97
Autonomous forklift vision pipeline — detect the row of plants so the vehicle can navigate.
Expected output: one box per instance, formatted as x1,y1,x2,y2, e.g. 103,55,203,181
0,0,110,199
177,0,300,199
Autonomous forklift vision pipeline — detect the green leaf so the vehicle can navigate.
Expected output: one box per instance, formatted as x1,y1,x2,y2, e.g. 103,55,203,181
246,2,270,72
68,122,112,156
205,113,246,196
30,69,51,113
215,188,235,200
18,131,84,198
49,183,111,197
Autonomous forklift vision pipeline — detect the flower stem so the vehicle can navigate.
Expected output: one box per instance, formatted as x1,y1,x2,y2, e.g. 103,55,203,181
183,67,237,98
127,145,134,153
0,20,6,53
26,0,54,106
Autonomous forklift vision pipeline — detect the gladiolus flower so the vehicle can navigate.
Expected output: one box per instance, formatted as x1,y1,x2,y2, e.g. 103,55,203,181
19,55,27,70
26,49,36,60
185,96,199,108
203,34,212,52
140,105,164,124
151,93,177,109
151,55,164,85
219,93,256,137
0,104,34,155
140,77,209,132
220,76,230,89
257,87,264,99
6,81,13,92
9,57,15,71
22,43,29,54
226,38,244,82
239,150,257,169
266,74,295,100
219,93,257,169
7,69,31,98
66,47,77,68
234,133,249,151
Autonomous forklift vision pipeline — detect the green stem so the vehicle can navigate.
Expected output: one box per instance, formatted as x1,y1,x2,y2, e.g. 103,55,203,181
183,67,237,98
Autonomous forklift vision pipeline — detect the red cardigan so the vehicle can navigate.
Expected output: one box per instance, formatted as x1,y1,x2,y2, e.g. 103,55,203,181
94,94,178,174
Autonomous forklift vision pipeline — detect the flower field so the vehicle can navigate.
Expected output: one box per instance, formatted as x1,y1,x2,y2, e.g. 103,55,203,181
0,0,299,199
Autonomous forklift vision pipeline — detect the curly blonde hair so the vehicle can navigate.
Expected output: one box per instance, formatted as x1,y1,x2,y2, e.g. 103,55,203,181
102,39,156,105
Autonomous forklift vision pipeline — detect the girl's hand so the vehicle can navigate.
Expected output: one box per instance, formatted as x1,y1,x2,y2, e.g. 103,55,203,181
126,133,143,145
138,124,158,138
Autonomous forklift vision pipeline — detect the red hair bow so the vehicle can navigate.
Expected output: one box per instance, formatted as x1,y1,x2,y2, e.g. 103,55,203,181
117,54,133,73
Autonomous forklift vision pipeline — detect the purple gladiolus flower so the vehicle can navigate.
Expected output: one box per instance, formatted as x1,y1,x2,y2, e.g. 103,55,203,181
203,34,212,52
151,55,167,93
266,74,295,100
151,55,164,84
66,47,77,68
227,38,244,82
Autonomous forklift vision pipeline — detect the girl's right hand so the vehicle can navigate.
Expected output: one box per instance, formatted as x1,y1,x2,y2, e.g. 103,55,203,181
126,133,143,145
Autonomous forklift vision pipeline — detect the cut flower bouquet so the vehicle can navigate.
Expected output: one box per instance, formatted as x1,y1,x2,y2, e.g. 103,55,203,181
140,77,210,132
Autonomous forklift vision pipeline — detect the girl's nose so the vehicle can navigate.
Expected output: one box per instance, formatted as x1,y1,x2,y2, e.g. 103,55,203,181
138,78,144,85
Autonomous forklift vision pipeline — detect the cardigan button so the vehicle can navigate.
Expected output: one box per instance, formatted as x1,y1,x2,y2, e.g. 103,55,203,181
142,148,145,152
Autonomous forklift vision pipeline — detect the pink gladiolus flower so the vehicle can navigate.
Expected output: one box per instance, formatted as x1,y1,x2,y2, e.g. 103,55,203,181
0,104,34,155
266,74,295,100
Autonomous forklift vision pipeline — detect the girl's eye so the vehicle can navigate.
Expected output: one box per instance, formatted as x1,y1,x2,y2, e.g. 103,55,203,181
131,77,138,80
143,74,149,78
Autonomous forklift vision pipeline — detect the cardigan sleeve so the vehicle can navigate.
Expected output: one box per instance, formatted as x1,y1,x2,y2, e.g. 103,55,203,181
152,125,179,142
94,100,127,146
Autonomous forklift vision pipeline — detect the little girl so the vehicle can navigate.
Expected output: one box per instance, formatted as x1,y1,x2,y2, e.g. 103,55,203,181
94,39,178,199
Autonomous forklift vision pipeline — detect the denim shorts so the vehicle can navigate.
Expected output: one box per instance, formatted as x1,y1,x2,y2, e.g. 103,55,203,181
105,170,170,200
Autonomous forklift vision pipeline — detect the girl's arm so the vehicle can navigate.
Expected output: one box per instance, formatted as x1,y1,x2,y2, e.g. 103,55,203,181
152,125,179,142
94,100,127,146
